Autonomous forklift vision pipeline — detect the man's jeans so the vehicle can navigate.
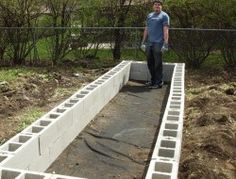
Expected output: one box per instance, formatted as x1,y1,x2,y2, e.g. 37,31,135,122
146,43,163,85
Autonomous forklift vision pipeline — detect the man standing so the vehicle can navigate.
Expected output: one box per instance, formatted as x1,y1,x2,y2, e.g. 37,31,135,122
142,0,170,89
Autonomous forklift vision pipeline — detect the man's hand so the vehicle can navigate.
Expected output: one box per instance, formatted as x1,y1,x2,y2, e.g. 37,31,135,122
141,42,146,51
161,42,168,52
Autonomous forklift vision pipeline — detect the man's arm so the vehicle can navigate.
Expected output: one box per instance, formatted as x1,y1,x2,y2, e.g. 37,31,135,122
163,25,169,44
142,27,148,44
161,25,169,52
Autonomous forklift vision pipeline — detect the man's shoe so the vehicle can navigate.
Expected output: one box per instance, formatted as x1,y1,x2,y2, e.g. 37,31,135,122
159,81,164,87
148,82,163,89
148,84,162,89
145,81,153,87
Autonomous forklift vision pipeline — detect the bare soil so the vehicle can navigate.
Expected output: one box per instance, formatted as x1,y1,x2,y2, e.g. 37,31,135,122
179,69,236,179
0,66,235,178
0,67,108,144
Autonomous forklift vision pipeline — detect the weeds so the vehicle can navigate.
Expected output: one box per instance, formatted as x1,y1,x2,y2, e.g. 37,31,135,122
16,107,45,133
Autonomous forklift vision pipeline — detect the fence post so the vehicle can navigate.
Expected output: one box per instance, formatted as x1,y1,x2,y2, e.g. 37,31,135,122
135,28,138,59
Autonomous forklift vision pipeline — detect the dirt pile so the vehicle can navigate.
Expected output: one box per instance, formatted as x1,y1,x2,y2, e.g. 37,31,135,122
179,70,236,179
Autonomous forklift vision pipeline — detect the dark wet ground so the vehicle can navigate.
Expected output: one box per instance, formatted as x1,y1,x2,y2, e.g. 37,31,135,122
47,81,169,179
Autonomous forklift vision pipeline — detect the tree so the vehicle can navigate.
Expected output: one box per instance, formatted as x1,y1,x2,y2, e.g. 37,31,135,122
44,0,78,66
103,0,133,61
0,0,42,65
170,29,216,68
0,17,8,64
78,0,150,61
167,0,216,68
199,0,236,68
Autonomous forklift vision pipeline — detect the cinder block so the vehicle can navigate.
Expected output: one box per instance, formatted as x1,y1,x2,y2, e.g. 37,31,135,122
158,148,175,158
145,159,179,179
152,173,171,179
82,85,106,122
51,174,86,179
112,65,130,95
166,116,179,122
18,173,47,179
3,149,39,170
0,168,22,179
0,134,40,170
100,77,115,105
129,62,175,82
160,140,176,149
70,97,86,130
167,111,180,116
0,154,14,167
0,167,86,179
155,161,173,173
0,143,22,153
163,64,176,81
163,130,178,138
165,123,179,130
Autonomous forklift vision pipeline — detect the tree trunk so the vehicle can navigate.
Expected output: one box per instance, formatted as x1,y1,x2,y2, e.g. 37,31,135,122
113,29,122,61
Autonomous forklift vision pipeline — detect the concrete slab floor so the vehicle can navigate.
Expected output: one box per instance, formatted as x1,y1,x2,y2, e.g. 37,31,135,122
46,81,170,179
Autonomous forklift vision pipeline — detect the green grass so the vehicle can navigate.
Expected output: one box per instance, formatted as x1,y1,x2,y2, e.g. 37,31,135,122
202,52,224,70
17,107,45,133
0,67,35,82
0,66,53,82
95,48,146,62
8,35,227,71
26,35,224,70
67,48,224,70
163,50,179,63
33,38,52,60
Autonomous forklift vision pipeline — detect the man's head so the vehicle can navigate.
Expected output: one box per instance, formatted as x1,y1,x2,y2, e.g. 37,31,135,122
152,0,163,5
152,0,163,13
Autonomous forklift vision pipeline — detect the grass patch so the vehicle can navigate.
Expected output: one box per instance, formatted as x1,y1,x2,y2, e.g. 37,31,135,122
163,50,179,63
202,52,224,70
0,67,36,82
35,38,51,60
53,87,80,99
0,66,53,83
17,107,45,133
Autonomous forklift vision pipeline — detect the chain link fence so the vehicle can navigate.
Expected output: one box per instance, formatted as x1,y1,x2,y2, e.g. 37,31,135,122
0,27,235,68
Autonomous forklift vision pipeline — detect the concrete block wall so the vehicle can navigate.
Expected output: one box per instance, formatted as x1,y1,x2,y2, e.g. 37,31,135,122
0,61,131,178
143,63,185,179
128,61,185,179
0,167,85,179
0,133,39,170
0,61,185,179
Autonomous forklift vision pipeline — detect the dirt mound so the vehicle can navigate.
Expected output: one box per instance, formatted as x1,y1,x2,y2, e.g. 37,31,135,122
179,70,236,179
195,113,232,126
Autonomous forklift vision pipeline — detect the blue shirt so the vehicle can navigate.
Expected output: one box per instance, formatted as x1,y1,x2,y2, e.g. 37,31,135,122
146,11,170,44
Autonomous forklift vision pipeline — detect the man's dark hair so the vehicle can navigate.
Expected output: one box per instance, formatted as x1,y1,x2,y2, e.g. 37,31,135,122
152,0,163,5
